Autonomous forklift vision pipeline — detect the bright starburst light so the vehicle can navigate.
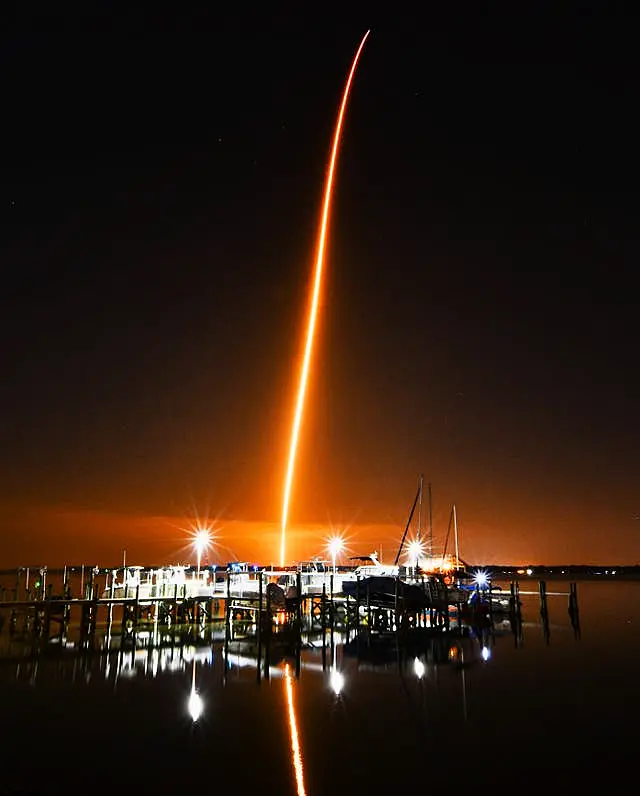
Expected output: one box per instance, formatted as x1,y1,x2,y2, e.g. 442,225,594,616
473,569,490,588
407,538,425,567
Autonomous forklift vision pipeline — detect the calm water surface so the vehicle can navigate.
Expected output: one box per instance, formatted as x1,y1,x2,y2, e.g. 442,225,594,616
1,579,638,793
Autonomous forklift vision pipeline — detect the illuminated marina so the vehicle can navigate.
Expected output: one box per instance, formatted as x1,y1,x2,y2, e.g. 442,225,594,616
3,9,639,791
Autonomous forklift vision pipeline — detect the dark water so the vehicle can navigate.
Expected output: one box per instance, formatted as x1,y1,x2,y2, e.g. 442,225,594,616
1,579,638,793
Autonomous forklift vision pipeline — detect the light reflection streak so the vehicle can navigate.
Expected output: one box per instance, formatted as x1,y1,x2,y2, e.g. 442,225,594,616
284,663,307,796
188,658,204,722
279,30,371,567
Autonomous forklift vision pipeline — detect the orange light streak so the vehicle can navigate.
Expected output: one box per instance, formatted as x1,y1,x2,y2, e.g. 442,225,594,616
280,30,371,567
284,663,307,796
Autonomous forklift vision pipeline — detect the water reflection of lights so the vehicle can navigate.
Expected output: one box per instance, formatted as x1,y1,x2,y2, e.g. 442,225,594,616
284,663,307,796
188,688,204,721
117,646,213,679
188,658,204,722
328,636,345,696
413,657,426,679
329,669,345,695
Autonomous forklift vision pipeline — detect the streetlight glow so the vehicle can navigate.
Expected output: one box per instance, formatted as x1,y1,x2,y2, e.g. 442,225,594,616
327,536,345,575
193,527,212,576
473,569,490,589
407,538,424,568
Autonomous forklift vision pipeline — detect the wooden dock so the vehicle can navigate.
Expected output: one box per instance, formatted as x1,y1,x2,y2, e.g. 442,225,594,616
0,566,580,661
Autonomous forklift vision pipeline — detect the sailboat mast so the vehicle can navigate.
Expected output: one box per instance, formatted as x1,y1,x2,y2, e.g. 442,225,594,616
453,503,460,569
427,482,433,559
417,474,423,545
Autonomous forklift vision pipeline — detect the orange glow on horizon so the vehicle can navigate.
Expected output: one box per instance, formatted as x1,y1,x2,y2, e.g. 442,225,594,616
280,30,371,567
284,663,307,796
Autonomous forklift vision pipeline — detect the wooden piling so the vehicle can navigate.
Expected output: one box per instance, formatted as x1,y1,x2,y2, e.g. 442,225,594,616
264,581,271,681
568,581,581,639
539,579,550,643
256,573,262,684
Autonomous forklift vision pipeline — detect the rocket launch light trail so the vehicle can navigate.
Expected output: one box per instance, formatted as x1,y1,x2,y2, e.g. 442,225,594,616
279,30,371,568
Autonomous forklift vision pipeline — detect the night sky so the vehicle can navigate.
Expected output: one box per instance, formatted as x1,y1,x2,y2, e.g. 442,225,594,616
2,7,639,566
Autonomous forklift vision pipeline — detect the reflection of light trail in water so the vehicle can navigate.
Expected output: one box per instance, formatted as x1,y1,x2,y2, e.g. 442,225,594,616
279,30,371,567
284,663,307,796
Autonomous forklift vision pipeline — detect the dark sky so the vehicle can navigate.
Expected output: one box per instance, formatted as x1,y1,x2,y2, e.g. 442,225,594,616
2,6,639,565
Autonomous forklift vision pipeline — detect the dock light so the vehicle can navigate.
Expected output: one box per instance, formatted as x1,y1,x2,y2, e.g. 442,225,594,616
473,570,490,589
193,527,212,577
414,657,426,679
327,536,345,575
481,646,491,662
407,539,424,569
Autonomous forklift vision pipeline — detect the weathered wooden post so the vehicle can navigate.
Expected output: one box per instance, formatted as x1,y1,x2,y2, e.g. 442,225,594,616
264,581,271,681
295,571,302,679
256,573,263,684
224,570,231,681
569,581,581,639
172,583,178,628
539,580,550,643
322,580,327,672
321,581,327,635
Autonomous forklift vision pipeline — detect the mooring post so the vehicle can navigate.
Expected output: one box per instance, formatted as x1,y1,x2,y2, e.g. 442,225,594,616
516,579,523,643
322,581,327,672
509,580,518,647
132,584,140,645
345,593,350,644
264,584,271,681
225,569,231,636
330,572,334,617
394,576,399,633
106,572,113,638
487,581,494,625
296,571,302,629
295,628,301,680
43,590,52,640
444,581,450,633
92,577,100,643
569,581,581,639
321,581,327,635
173,583,178,628
256,573,263,684
539,579,550,643
295,571,302,679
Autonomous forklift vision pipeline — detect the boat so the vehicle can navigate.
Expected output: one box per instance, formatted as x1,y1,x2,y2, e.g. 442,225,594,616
342,572,427,610
276,555,392,597
349,552,399,578
103,565,217,601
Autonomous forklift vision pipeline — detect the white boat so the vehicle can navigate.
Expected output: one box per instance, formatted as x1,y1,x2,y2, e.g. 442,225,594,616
103,565,218,601
349,552,399,578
